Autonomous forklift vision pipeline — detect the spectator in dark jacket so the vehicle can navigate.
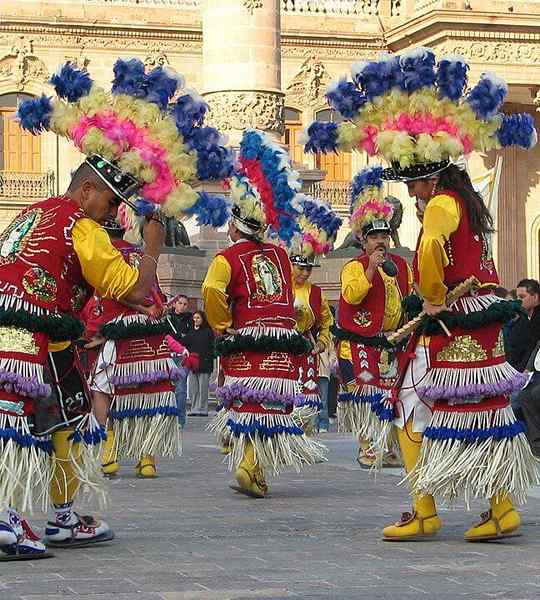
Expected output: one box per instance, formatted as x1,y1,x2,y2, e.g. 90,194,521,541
516,342,540,458
506,279,540,372
170,294,192,427
184,311,215,416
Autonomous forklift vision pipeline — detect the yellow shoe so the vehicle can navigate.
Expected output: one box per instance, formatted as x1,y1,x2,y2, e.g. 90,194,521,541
230,466,268,498
356,447,376,469
101,430,119,477
465,498,521,542
135,456,157,479
383,510,442,541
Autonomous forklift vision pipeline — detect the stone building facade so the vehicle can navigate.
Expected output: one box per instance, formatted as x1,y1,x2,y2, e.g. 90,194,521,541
1,0,540,300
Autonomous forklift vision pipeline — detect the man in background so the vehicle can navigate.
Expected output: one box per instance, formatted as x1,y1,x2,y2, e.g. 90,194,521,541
170,295,193,428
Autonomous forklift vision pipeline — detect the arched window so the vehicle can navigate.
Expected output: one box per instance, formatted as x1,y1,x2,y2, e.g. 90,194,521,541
0,92,41,173
314,108,351,182
281,107,304,165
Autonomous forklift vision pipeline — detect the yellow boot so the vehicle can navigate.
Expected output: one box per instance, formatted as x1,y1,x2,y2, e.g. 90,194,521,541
464,495,521,542
230,440,268,498
135,455,157,478
101,429,119,477
382,419,442,541
51,429,82,505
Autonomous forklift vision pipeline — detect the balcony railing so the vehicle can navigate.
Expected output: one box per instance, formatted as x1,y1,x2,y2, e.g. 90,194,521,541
282,0,378,14
0,171,55,200
311,180,351,213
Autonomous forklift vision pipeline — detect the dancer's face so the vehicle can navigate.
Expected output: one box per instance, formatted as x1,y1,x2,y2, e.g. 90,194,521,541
363,232,390,256
293,265,312,285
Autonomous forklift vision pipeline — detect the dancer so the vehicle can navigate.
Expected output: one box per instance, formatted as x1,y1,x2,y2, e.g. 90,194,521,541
289,195,341,433
333,167,412,467
0,58,231,559
204,129,326,498
305,48,539,541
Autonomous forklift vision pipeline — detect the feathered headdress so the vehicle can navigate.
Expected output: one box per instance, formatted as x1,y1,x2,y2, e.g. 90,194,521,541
349,165,393,236
289,194,342,266
304,49,537,180
229,129,303,244
17,60,233,226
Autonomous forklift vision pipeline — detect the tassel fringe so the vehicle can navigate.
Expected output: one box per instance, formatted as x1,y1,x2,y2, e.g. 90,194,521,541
208,409,327,475
224,375,299,397
406,406,540,507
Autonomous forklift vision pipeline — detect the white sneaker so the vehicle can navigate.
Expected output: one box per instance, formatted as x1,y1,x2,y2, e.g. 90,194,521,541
0,508,49,560
44,513,114,548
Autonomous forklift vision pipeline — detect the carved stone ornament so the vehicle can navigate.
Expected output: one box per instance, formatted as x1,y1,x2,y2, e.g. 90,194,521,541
286,55,332,108
144,43,169,68
204,90,285,136
243,0,264,14
0,36,49,90
436,40,540,65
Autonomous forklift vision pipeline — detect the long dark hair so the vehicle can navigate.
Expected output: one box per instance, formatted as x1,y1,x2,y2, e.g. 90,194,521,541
436,164,494,235
193,310,210,329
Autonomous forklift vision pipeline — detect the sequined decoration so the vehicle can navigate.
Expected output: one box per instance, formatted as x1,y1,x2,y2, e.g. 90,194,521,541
128,252,142,268
0,209,42,266
260,351,294,372
22,267,57,304
436,335,488,363
353,309,372,328
492,330,505,358
251,254,283,302
0,326,39,355
226,353,252,371
71,285,88,313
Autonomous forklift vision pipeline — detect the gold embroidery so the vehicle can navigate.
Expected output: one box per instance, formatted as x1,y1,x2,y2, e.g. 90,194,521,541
260,351,294,372
227,353,251,371
492,330,505,358
436,335,487,363
0,209,42,266
353,309,372,328
251,254,283,302
0,326,39,355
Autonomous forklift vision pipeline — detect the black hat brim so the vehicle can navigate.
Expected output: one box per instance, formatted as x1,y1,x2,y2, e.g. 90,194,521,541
381,160,450,182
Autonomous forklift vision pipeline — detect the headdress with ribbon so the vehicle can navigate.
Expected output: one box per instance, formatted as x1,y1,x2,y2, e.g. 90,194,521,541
349,165,393,237
303,48,537,180
229,129,303,244
16,59,233,229
288,194,342,267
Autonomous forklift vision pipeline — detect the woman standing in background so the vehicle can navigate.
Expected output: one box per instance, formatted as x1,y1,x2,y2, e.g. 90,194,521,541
185,311,215,417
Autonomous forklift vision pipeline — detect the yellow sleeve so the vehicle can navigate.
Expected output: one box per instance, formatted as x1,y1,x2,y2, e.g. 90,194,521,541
407,263,414,295
417,194,460,305
317,292,333,349
202,254,233,333
72,219,139,300
341,260,371,305
48,340,71,353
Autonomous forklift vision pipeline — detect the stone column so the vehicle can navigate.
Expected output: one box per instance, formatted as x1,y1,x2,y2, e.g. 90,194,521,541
202,0,284,144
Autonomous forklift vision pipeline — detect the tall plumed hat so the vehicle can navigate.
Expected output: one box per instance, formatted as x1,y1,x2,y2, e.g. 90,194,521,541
289,194,342,267
304,48,537,180
349,165,393,236
229,129,303,244
16,60,233,227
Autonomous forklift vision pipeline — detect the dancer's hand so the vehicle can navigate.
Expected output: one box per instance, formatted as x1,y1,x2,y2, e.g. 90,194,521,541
423,300,447,316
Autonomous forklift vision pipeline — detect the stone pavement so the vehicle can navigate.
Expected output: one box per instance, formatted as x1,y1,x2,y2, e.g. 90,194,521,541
3,416,540,600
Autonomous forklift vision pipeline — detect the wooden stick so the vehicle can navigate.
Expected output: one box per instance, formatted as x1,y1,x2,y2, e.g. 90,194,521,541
387,276,480,345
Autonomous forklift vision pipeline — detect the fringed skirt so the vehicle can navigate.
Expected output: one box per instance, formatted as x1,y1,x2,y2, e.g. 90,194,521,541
210,326,327,474
398,294,539,506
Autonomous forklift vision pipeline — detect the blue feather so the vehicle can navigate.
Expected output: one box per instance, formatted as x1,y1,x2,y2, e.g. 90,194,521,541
144,67,181,110
133,197,159,217
467,73,508,119
185,192,231,227
185,127,234,180
352,55,402,100
350,165,384,208
302,199,342,238
436,56,469,101
325,78,366,120
50,63,92,103
497,113,537,149
16,95,53,134
303,122,338,154
172,91,208,138
111,58,146,98
399,47,436,92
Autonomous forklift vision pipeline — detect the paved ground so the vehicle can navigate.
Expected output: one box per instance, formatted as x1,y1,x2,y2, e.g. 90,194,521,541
3,416,540,600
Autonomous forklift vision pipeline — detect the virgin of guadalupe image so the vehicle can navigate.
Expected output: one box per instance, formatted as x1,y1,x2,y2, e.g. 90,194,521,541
251,253,282,301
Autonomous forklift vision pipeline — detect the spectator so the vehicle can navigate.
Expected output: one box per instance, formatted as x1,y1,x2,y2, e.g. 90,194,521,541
170,294,192,427
316,342,336,433
493,286,508,299
506,279,540,373
185,311,215,417
516,343,540,458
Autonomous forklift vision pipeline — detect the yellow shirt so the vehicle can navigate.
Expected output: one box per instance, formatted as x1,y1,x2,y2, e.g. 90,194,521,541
417,194,460,306
48,218,139,352
293,281,333,349
338,258,413,360
202,254,233,333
